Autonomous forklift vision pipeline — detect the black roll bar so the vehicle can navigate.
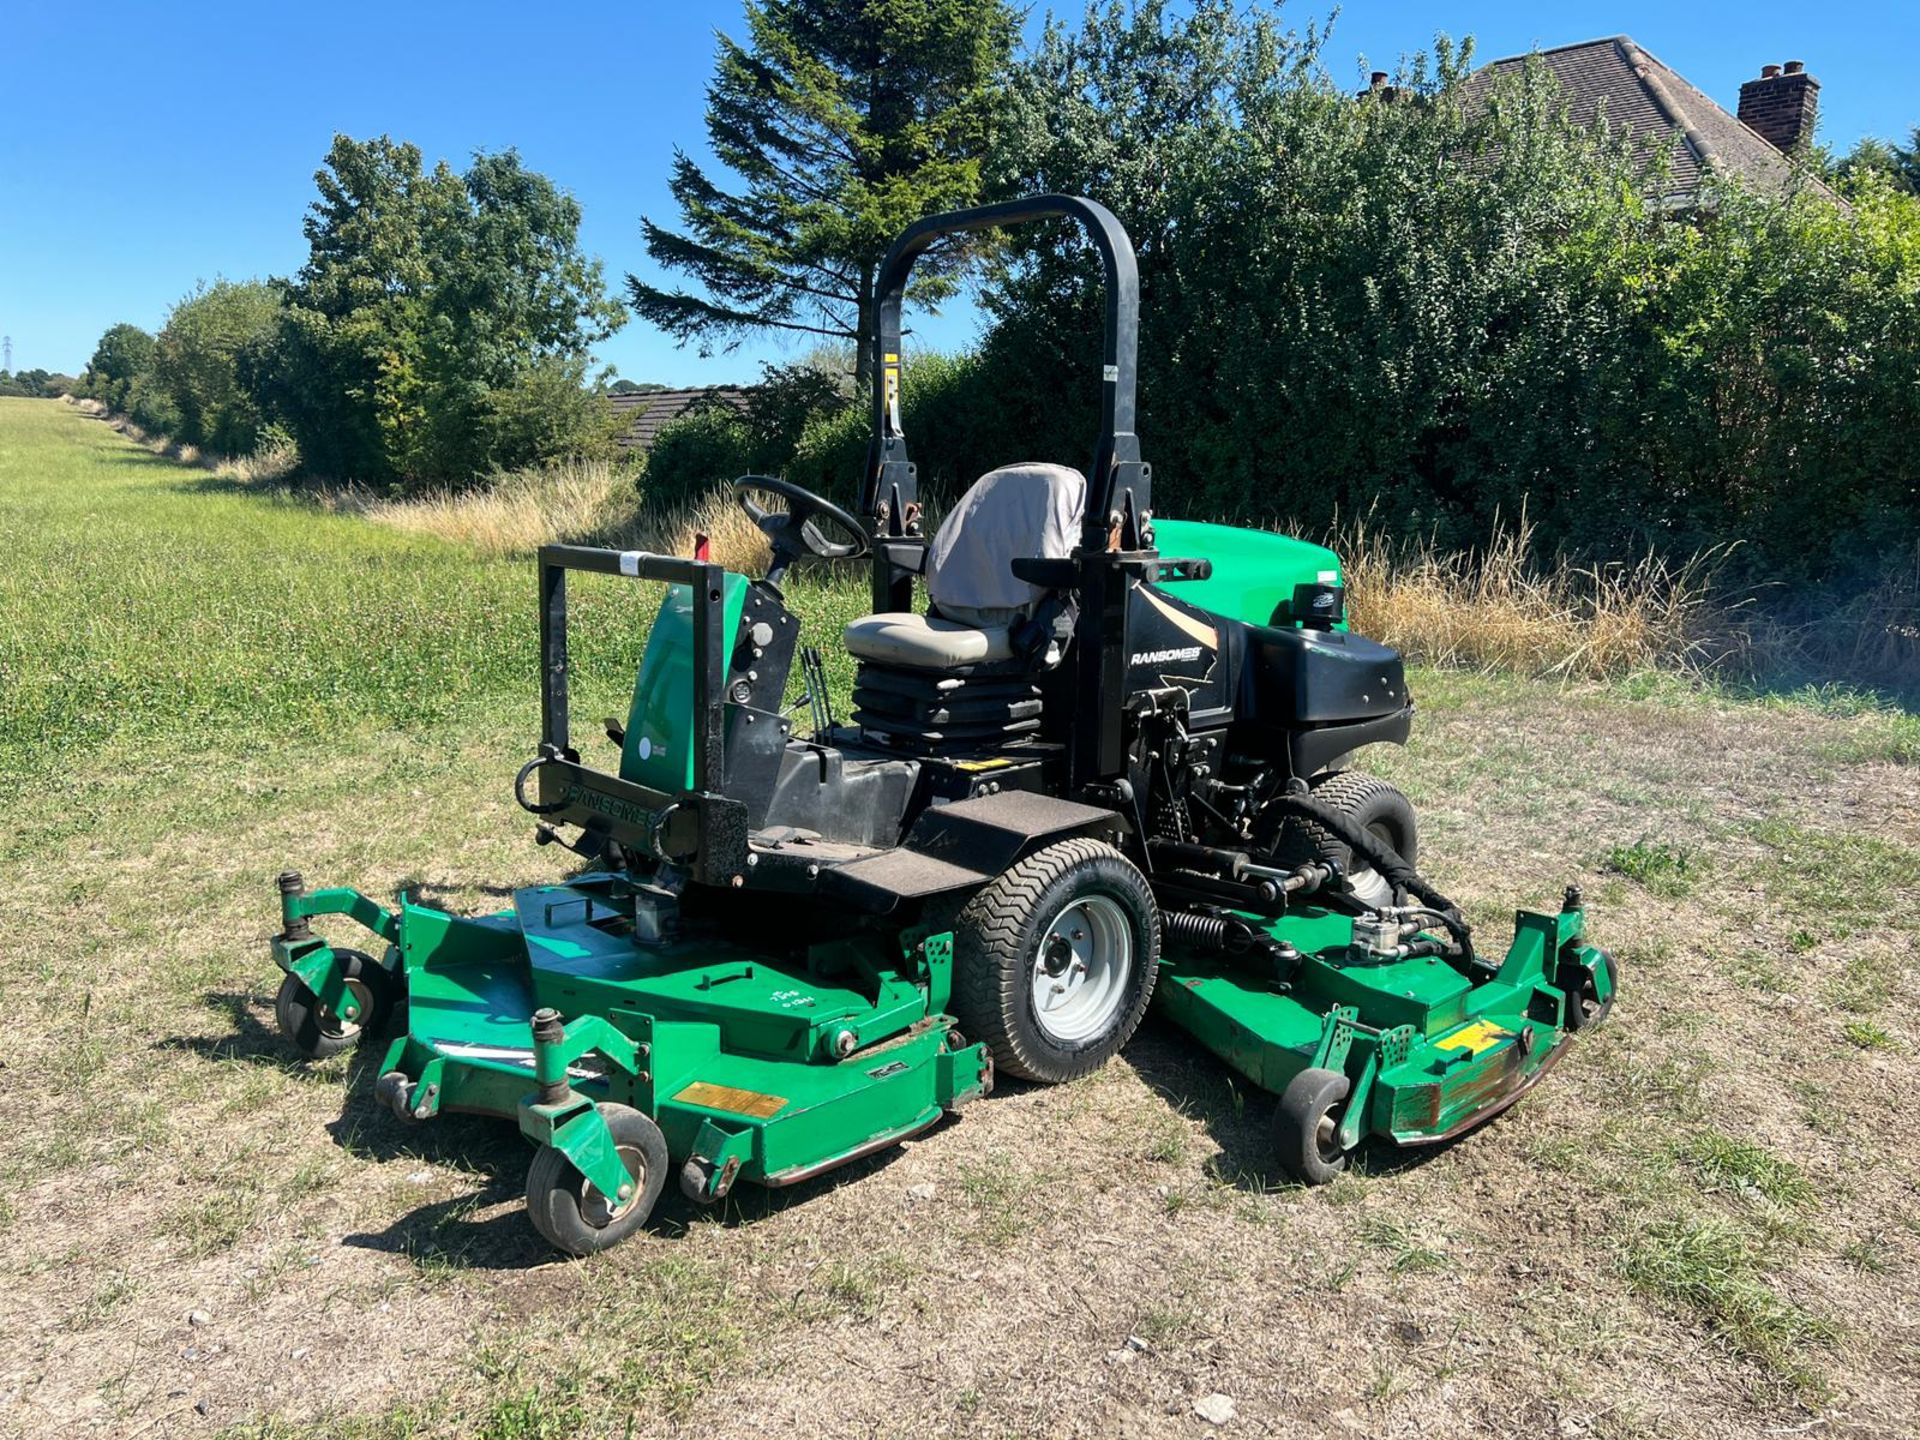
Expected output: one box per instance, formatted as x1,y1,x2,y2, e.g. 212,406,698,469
858,194,1151,562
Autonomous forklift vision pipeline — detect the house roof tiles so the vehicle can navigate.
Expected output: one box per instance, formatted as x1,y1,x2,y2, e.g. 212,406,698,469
1466,36,1838,206
609,386,751,452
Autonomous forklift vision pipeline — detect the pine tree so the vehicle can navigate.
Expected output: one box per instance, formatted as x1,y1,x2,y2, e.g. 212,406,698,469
629,0,1017,389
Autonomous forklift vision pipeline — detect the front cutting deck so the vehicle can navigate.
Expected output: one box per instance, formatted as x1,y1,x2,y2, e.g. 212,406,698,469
1156,902,1611,1152
279,874,991,1207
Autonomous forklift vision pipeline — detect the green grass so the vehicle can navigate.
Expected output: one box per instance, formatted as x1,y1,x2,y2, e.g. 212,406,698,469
1842,1020,1893,1050
0,398,866,786
1621,1214,1837,1384
1676,1132,1815,1209
1601,837,1700,896
1357,1215,1451,1274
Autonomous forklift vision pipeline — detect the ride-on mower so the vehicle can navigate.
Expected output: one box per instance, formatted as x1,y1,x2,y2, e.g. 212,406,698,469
271,195,1615,1253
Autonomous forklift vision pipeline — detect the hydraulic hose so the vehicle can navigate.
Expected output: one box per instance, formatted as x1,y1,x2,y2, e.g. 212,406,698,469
1264,787,1477,962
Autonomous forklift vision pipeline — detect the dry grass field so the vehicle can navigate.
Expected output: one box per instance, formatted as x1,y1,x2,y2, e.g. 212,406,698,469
3,397,1918,1438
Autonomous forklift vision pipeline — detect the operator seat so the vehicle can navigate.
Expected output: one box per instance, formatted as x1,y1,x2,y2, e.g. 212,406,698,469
844,462,1086,668
843,462,1085,750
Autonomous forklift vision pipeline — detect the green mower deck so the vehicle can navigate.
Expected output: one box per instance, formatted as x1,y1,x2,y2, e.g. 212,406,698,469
272,868,1612,1242
1157,897,1615,1178
272,871,991,1251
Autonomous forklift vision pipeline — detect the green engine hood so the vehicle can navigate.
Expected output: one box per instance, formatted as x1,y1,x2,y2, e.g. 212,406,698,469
1152,518,1342,628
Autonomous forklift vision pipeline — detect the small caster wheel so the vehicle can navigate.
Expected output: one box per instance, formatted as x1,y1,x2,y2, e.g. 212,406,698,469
374,1070,409,1116
680,1157,717,1205
1273,1067,1354,1185
526,1103,668,1256
679,1155,740,1206
375,1071,418,1121
1565,947,1618,1033
275,949,395,1060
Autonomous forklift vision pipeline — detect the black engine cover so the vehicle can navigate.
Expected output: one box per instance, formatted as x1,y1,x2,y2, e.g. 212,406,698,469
1246,625,1408,724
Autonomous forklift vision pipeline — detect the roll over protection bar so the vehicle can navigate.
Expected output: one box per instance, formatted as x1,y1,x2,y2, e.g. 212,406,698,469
858,194,1151,559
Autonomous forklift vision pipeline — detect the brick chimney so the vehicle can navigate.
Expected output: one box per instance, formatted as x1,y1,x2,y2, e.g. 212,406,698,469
1356,70,1397,102
1737,59,1819,152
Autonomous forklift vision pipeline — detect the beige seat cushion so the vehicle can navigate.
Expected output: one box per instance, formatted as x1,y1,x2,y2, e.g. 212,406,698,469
844,612,1014,668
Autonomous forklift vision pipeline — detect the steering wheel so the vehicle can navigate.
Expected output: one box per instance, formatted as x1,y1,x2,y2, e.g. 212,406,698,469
731,475,870,579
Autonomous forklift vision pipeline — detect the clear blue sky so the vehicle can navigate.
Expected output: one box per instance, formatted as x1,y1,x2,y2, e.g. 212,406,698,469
2,2,1914,384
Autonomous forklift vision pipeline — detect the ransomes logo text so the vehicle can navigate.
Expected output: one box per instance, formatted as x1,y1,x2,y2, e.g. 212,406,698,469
1131,645,1203,666
564,781,651,827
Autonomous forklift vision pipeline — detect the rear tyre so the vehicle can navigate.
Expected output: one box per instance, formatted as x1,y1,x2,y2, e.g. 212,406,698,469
1273,1067,1353,1185
951,839,1158,1085
526,1103,668,1256
274,949,395,1060
1271,770,1418,910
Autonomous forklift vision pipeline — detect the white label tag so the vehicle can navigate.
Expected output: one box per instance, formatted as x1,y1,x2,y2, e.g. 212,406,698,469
619,551,643,576
1102,364,1120,381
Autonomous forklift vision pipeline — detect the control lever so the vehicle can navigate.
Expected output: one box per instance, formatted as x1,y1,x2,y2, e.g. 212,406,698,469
799,645,834,737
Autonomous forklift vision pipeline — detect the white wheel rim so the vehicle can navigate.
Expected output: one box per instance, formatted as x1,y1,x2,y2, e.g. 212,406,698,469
579,1143,643,1227
1029,894,1133,1044
1347,823,1400,909
322,978,371,1042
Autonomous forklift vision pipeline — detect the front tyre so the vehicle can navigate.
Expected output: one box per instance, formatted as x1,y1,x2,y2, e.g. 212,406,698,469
1272,770,1418,910
526,1103,669,1256
274,949,395,1060
951,839,1159,1085
1564,947,1619,1033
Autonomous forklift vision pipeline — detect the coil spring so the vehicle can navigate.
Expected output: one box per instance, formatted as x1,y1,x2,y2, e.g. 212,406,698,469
1163,910,1233,947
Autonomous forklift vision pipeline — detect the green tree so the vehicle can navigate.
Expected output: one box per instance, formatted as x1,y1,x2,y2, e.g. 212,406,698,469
0,368,55,398
1836,127,1920,195
84,323,156,411
971,2,1920,582
257,135,624,487
628,0,1018,390
149,280,282,453
640,361,851,511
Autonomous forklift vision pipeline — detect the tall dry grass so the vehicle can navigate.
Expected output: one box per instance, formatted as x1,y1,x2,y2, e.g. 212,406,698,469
1332,511,1734,680
1740,543,1920,687
69,385,1905,692
344,460,636,558
64,395,301,485
343,460,772,572
364,475,1726,681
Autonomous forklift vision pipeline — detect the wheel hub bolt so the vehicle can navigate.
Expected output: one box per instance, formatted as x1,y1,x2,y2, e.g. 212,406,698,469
1043,936,1073,976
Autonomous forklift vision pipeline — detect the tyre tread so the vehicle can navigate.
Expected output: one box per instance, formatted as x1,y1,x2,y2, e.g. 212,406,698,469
950,838,1158,1085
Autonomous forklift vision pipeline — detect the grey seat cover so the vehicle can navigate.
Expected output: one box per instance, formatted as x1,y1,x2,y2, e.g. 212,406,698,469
926,463,1086,627
844,462,1086,668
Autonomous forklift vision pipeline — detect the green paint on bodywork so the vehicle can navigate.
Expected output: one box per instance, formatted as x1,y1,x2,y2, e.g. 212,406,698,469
297,873,991,1194
1157,903,1598,1148
1152,518,1342,628
620,573,750,790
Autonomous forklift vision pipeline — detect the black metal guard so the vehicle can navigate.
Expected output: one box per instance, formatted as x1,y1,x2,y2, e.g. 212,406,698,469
538,545,726,789
531,545,748,885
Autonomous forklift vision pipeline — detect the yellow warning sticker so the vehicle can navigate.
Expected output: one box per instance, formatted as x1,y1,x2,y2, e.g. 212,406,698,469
1436,1020,1513,1055
674,1081,788,1119
951,757,1016,771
